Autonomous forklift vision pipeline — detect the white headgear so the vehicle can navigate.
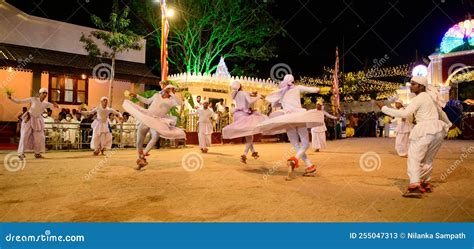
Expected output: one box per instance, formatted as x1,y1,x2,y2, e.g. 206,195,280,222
39,88,48,94
411,76,428,86
230,80,241,91
163,85,177,91
281,74,294,86
100,96,108,102
411,76,446,108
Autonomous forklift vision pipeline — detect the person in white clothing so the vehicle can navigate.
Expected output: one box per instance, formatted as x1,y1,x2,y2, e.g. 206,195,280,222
61,113,80,147
194,95,204,111
258,74,323,180
43,109,60,149
81,97,123,156
215,99,226,114
377,76,451,198
195,101,217,153
222,81,267,163
7,88,59,159
311,101,338,152
124,84,186,170
393,99,413,157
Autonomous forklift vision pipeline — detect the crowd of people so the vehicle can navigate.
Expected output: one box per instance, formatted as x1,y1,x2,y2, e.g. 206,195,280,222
16,105,137,150
8,74,453,198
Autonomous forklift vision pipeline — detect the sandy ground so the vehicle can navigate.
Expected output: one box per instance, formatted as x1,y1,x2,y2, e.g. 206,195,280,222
0,138,473,222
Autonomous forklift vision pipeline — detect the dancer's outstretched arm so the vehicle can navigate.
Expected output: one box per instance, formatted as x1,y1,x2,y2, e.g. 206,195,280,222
323,111,338,120
378,99,419,119
81,107,98,116
296,85,320,94
8,96,32,104
129,93,154,105
170,92,183,106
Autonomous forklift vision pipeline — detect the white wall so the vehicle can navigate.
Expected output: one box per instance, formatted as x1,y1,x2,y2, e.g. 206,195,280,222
0,1,146,63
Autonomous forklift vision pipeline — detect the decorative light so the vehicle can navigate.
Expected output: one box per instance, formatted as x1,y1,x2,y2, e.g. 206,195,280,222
81,74,87,79
412,65,428,77
440,19,474,54
167,8,175,18
7,67,12,72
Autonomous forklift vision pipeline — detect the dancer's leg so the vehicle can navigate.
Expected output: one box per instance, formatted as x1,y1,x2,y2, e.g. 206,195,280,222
244,136,255,155
143,129,159,155
136,123,150,155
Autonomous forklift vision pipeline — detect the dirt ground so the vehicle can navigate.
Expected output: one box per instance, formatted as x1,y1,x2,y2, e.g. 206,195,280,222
0,138,473,222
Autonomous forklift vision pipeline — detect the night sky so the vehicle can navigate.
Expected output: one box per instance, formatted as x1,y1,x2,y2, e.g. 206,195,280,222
6,0,474,78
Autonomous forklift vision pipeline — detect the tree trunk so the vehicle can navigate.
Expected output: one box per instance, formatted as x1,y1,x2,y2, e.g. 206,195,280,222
108,54,116,107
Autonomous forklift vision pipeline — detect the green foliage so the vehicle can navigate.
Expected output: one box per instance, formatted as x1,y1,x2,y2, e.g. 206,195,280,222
131,0,283,76
81,1,142,59
80,0,142,106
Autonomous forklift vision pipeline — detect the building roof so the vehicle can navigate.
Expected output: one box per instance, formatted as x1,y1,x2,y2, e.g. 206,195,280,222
0,43,159,84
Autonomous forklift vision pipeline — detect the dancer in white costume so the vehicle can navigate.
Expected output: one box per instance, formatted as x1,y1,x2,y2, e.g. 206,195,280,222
258,74,324,180
7,88,59,159
377,76,451,198
393,99,413,157
222,81,267,163
310,100,338,152
81,97,122,156
124,85,186,170
195,101,217,153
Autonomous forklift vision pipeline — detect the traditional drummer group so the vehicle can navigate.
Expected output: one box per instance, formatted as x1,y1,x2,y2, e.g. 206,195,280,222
6,74,452,198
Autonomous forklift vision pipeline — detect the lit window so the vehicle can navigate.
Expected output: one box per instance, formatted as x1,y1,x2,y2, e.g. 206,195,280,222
49,75,88,105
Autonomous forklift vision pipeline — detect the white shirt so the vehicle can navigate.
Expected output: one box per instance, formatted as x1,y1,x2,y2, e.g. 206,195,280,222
197,108,217,124
382,92,451,139
266,85,319,113
233,91,260,113
194,101,203,110
83,106,122,124
216,102,226,113
394,107,413,134
312,110,338,132
43,116,56,129
11,97,54,118
137,93,182,117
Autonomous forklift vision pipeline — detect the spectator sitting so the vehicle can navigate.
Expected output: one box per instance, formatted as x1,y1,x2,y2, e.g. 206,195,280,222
61,113,80,147
121,112,136,147
43,109,60,149
74,112,83,122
